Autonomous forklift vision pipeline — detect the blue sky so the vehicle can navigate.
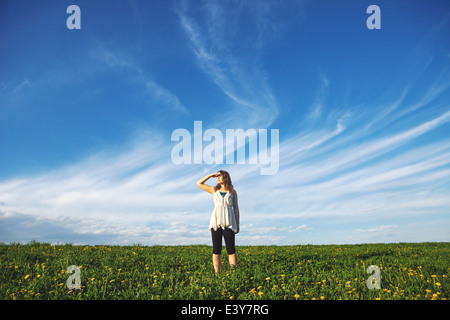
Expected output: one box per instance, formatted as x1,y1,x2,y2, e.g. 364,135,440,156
0,0,449,245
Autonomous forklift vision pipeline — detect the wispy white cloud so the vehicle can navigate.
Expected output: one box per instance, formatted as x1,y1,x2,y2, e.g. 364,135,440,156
345,220,450,244
2,67,449,245
0,44,190,120
94,46,189,115
228,79,450,222
1,108,449,245
176,0,284,128
0,128,217,244
307,72,330,121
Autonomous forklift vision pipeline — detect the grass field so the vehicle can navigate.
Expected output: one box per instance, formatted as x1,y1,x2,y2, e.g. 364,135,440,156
0,241,448,300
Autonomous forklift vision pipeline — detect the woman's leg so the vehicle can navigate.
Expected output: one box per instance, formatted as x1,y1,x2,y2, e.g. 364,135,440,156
211,228,223,274
212,254,221,274
223,228,237,267
228,252,237,267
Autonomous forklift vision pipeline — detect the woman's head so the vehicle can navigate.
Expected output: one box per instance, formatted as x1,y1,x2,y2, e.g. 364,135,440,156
215,170,234,192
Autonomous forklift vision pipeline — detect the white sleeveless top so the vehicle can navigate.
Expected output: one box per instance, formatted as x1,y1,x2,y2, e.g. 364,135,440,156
209,190,237,232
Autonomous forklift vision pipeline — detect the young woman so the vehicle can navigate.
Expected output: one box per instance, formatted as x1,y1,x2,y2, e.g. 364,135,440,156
196,170,240,274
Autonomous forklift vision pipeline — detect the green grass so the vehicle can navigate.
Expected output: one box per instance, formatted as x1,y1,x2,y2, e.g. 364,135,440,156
0,241,448,300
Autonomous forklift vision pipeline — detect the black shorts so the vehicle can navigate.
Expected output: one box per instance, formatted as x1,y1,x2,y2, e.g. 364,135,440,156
211,227,236,255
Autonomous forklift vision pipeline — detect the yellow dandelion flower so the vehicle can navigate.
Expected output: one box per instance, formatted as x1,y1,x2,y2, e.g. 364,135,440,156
24,275,30,279
258,291,264,296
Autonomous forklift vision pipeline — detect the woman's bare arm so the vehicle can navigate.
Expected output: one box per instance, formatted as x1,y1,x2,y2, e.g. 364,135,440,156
196,173,216,195
233,189,240,234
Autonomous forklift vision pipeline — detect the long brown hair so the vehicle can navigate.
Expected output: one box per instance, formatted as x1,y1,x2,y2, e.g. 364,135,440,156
214,170,234,193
